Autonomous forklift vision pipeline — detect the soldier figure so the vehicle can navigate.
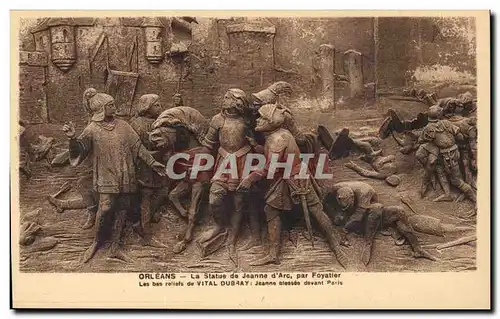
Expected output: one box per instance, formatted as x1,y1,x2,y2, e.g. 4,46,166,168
63,91,167,263
197,88,258,263
129,94,168,247
450,116,477,189
237,104,348,269
416,105,476,203
324,181,438,265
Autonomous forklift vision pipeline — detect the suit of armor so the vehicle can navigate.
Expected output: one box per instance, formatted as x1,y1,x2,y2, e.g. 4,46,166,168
416,108,476,203
238,104,348,269
197,89,256,262
450,116,477,189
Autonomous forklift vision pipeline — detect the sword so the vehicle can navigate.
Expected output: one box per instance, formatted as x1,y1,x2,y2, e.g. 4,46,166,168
292,179,314,248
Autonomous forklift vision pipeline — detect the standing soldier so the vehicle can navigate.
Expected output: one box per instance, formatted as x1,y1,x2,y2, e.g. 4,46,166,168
129,94,168,247
415,105,476,203
236,104,349,269
196,88,257,263
63,91,167,263
450,116,477,190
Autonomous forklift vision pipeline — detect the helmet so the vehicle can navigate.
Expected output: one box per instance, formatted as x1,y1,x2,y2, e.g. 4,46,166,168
336,187,354,209
258,104,285,125
427,105,443,122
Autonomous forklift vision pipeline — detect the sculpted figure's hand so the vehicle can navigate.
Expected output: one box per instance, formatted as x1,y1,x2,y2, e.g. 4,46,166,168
151,161,167,177
62,121,76,138
236,177,252,193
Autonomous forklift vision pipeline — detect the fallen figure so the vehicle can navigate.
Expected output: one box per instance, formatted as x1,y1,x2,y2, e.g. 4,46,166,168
19,208,59,254
317,125,382,160
344,154,401,187
321,181,473,266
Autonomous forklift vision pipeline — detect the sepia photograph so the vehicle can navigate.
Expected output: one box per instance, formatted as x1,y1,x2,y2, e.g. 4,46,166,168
10,10,491,309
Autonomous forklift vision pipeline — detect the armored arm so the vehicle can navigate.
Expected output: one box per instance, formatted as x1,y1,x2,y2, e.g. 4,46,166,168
200,114,223,151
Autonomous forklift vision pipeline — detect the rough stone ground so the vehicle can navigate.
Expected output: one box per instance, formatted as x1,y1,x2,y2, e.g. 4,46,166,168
17,95,476,273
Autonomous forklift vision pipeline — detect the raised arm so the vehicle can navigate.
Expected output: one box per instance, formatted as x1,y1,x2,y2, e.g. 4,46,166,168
64,122,93,167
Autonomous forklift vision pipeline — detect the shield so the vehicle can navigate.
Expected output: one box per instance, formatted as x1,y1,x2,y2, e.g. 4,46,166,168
378,116,393,139
317,125,354,160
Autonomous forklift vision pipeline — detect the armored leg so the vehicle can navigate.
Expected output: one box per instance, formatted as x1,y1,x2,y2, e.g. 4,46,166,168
352,138,382,157
461,150,476,189
444,150,476,203
344,161,387,180
381,206,438,261
47,174,92,215
227,191,246,264
361,206,383,266
309,201,349,269
434,164,453,202
197,182,227,243
395,220,438,261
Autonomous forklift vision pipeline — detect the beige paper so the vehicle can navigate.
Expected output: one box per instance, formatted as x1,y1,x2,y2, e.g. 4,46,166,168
11,10,490,309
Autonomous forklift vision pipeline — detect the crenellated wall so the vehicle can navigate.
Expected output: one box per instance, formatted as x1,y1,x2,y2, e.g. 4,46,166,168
17,16,477,125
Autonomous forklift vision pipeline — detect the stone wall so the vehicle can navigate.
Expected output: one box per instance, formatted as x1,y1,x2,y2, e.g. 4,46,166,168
376,17,476,90
19,16,475,124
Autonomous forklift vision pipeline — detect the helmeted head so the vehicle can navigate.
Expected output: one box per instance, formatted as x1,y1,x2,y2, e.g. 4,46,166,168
253,81,293,106
459,92,474,106
427,105,443,123
83,89,116,122
255,104,286,132
137,94,163,118
336,187,355,211
221,88,249,114
172,93,183,107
